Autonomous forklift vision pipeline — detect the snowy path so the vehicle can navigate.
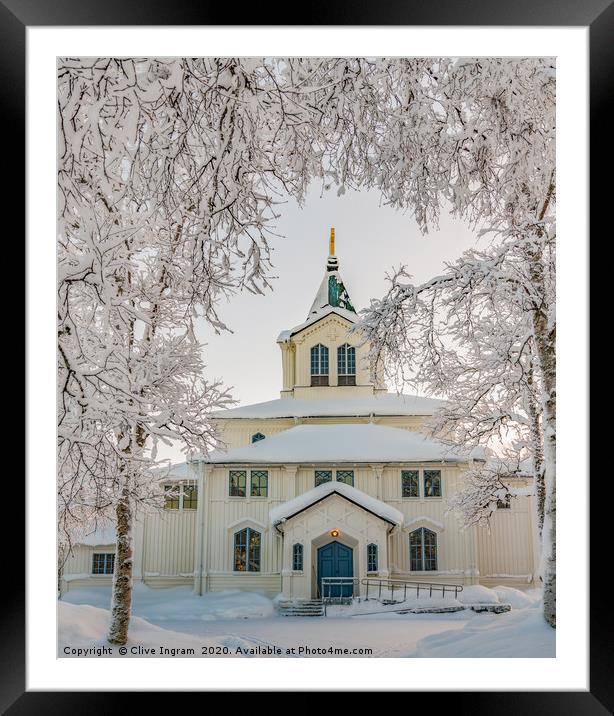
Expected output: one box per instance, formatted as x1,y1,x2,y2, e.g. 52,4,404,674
153,613,470,657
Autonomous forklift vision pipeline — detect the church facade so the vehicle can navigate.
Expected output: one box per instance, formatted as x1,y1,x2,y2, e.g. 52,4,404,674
62,231,538,599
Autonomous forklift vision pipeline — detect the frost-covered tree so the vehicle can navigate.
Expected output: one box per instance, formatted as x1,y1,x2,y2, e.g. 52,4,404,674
57,57,293,643
359,234,555,625
58,57,556,638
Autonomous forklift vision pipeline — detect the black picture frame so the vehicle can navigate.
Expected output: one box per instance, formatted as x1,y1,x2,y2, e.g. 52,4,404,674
4,1,603,710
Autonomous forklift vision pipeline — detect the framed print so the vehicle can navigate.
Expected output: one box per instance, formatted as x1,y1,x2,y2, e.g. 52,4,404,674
4,0,605,709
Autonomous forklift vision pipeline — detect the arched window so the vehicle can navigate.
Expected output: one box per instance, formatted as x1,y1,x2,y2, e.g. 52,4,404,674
409,528,437,571
251,432,266,443
234,527,261,572
292,543,304,571
337,343,356,385
310,344,329,386
367,543,378,573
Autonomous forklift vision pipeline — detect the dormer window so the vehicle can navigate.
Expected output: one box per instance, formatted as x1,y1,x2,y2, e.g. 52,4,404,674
337,343,356,386
310,344,329,386
251,432,266,443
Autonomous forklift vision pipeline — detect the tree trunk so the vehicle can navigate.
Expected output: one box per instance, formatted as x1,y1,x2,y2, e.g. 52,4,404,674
107,482,134,645
528,248,556,629
527,366,545,536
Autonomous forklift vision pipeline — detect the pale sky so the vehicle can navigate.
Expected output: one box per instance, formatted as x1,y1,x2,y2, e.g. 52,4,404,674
160,185,482,465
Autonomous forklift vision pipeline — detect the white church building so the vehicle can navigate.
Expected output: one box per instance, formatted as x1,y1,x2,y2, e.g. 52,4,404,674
62,231,538,599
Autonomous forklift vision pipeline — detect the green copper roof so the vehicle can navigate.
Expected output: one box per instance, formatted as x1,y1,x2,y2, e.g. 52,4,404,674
328,274,355,313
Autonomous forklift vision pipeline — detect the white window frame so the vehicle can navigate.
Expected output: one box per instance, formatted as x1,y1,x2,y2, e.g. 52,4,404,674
423,469,443,499
91,552,115,575
400,468,444,499
163,480,198,510
409,528,438,572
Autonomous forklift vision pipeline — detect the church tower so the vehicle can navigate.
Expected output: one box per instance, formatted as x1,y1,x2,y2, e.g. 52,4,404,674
277,228,386,400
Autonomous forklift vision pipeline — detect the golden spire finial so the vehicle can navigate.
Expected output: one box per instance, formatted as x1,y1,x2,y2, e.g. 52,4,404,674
329,227,335,256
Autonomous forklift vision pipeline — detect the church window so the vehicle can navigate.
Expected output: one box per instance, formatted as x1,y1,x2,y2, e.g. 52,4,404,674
367,543,378,572
337,344,356,386
250,470,268,497
315,470,332,486
251,432,265,443
234,528,261,572
336,470,354,486
92,552,115,575
410,528,438,571
164,482,198,509
182,483,198,509
401,470,420,498
310,344,329,386
229,470,247,497
292,543,304,571
164,484,180,509
424,470,442,497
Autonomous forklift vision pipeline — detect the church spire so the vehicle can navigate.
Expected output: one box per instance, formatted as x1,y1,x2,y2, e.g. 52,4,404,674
308,228,355,316
326,227,339,272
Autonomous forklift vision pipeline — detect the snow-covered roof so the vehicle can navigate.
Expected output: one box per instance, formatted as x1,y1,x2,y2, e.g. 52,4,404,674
277,306,357,343
269,481,403,527
202,423,483,464
73,525,116,546
210,393,446,420
150,462,194,481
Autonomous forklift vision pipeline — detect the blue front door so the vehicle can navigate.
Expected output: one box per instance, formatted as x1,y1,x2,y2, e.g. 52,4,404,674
317,541,353,598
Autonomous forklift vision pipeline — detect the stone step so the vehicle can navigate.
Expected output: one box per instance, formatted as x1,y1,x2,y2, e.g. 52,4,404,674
278,601,323,605
277,598,324,617
278,599,325,617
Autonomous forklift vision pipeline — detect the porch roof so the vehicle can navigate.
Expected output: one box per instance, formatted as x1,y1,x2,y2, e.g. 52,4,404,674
269,481,404,528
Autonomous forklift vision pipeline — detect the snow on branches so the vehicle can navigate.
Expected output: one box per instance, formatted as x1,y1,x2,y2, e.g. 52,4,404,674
57,57,557,635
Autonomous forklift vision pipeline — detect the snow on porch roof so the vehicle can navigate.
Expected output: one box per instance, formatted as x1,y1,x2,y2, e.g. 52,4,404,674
210,393,446,420
269,480,403,527
201,423,483,464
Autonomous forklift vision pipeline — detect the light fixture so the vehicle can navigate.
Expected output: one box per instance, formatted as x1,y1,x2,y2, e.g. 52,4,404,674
330,529,340,538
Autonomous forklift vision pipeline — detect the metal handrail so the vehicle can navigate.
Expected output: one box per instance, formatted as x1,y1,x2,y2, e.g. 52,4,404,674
320,576,359,600
360,577,464,601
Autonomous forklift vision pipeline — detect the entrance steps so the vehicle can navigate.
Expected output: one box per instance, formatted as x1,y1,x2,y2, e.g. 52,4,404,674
277,599,324,617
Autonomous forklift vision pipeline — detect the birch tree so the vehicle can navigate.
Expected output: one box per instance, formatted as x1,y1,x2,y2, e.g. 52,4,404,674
58,57,556,638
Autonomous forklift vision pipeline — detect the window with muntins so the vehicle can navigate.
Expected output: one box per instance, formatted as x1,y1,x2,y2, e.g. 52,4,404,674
337,344,356,385
164,482,198,510
164,484,180,509
315,470,333,486
229,470,247,497
310,344,329,386
367,543,378,572
234,528,261,572
251,432,266,443
292,543,304,571
409,528,437,571
336,470,354,486
496,497,511,509
92,552,115,575
250,470,268,497
182,483,198,509
424,470,442,497
401,470,419,498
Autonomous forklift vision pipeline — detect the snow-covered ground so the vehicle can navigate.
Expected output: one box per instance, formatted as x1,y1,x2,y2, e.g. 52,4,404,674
59,584,554,658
